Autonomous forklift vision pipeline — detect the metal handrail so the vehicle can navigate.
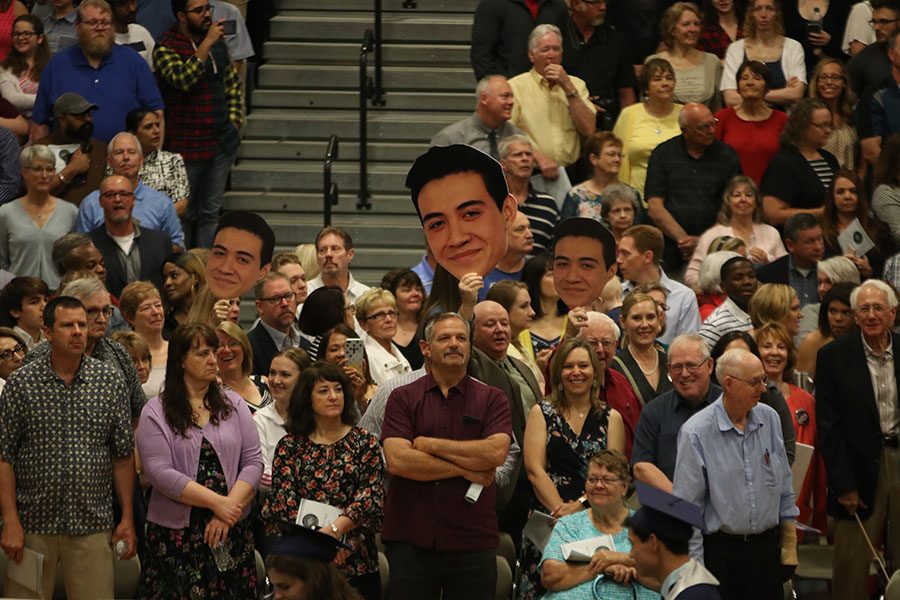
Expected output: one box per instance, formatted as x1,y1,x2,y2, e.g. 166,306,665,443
372,0,386,105
322,135,339,227
358,30,374,211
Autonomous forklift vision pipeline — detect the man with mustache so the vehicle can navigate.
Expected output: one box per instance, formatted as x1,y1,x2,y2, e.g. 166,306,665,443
154,0,243,248
306,226,370,307
32,0,164,144
247,273,304,377
35,92,107,206
87,175,170,297
382,312,512,599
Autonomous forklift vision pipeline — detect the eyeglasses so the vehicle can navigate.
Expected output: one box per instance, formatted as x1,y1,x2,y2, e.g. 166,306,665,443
99,190,135,200
869,17,899,26
0,343,25,361
586,476,621,486
26,166,55,175
583,337,616,350
79,18,112,29
259,292,295,306
344,305,356,314
363,309,399,322
857,304,889,315
668,359,709,374
817,74,845,82
729,374,767,388
185,4,213,14
85,306,115,320
11,31,36,39
656,302,670,312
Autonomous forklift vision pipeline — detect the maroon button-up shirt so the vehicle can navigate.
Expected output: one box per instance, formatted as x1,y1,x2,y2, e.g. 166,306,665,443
381,373,512,551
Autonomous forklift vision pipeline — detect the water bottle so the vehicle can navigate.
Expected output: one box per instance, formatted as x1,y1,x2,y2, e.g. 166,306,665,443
210,539,236,572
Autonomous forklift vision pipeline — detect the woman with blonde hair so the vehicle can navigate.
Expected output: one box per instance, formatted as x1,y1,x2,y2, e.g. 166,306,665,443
216,320,272,413
611,291,673,406
519,338,625,599
748,283,802,338
354,288,411,386
647,2,723,109
120,281,168,397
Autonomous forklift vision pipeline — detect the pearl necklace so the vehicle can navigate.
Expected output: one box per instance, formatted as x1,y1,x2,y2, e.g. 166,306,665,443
630,347,659,376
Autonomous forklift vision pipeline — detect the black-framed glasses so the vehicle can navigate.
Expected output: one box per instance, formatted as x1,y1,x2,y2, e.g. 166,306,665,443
586,476,621,486
363,309,399,322
99,190,135,200
0,343,25,361
11,31,37,39
86,306,115,320
259,292,295,306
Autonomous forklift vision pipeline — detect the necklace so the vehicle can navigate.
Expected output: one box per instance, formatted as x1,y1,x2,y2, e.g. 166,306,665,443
630,347,659,376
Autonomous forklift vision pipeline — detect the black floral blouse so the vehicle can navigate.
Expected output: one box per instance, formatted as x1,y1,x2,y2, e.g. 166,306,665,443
262,426,384,578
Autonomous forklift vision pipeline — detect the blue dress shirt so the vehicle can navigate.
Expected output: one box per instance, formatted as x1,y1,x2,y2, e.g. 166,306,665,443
76,181,184,248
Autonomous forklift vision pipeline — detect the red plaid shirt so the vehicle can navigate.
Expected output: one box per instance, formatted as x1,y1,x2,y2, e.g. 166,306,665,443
153,28,242,162
698,22,743,60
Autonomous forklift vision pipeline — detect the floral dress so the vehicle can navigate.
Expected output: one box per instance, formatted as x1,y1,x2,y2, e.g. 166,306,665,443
517,401,611,600
138,438,257,599
263,426,384,580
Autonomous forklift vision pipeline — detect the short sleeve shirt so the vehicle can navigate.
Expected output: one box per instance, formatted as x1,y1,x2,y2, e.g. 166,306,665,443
381,373,512,551
0,354,133,534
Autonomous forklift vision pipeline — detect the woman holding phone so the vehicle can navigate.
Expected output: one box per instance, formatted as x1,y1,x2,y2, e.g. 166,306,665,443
320,324,377,415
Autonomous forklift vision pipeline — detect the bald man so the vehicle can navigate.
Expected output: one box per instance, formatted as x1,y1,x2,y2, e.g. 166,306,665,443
645,102,741,272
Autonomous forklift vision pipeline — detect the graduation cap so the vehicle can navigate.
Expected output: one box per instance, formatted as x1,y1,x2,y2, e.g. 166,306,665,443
262,523,351,563
630,481,705,543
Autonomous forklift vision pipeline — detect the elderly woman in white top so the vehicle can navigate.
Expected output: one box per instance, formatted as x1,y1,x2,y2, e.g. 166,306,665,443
797,255,860,340
0,145,77,290
354,288,411,386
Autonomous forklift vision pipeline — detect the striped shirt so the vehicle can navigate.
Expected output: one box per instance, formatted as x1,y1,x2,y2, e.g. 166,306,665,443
807,158,835,191
519,186,560,255
698,297,752,349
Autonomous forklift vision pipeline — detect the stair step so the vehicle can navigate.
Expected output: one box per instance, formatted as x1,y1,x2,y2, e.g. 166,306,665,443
269,12,472,43
238,139,437,163
242,109,459,142
249,89,474,112
224,191,415,215
230,160,415,194
274,0,478,12
260,213,423,249
257,64,475,91
263,41,470,67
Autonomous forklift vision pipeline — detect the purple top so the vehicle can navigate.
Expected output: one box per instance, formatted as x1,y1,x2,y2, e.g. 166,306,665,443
136,388,262,529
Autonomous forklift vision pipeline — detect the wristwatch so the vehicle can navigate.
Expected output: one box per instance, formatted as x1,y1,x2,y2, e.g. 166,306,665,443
330,523,340,535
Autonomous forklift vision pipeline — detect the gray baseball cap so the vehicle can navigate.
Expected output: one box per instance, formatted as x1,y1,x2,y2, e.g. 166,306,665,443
53,93,99,117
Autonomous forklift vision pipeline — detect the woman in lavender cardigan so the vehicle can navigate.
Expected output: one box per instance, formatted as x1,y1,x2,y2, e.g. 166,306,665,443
136,323,263,599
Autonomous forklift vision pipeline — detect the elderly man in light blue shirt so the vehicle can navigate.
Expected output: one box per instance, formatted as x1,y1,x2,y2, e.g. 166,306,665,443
75,132,183,250
673,348,798,600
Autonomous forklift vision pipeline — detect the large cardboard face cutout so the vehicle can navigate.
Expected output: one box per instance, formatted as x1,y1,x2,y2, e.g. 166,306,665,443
552,218,618,309
408,145,516,279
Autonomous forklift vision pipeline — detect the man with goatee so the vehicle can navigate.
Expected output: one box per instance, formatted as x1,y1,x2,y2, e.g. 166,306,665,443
32,0,164,144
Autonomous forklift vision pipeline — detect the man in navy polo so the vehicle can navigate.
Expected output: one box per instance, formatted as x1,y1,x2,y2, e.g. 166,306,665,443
31,0,163,144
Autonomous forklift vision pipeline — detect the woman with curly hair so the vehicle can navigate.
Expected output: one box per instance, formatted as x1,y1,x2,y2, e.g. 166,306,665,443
807,58,857,169
761,97,839,225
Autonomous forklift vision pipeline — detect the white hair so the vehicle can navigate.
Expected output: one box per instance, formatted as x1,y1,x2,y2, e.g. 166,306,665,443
850,279,899,310
581,311,621,341
108,132,144,159
714,347,752,382
498,134,534,160
668,334,711,362
475,74,507,99
818,256,861,286
528,24,562,51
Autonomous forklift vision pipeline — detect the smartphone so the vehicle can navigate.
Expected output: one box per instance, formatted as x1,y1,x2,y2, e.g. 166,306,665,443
806,21,822,34
344,338,365,373
222,19,237,35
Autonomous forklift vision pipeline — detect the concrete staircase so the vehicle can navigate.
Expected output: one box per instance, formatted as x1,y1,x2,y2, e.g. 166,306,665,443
226,0,480,285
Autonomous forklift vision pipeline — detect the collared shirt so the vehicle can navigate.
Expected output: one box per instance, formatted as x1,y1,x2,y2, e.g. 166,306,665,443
259,319,302,352
77,181,184,248
25,337,147,420
381,373,512,551
698,297,752,349
363,334,412,386
42,10,77,54
632,383,721,481
32,44,164,143
108,222,143,283
519,185,559,254
429,113,525,158
861,332,900,435
508,68,596,166
107,149,191,205
306,272,371,305
623,268,701,346
604,368,643,459
410,255,434,295
0,354,133,535
673,397,799,560
784,255,818,308
359,366,520,489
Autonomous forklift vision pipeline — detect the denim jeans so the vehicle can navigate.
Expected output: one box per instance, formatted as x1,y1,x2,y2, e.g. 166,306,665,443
184,146,237,248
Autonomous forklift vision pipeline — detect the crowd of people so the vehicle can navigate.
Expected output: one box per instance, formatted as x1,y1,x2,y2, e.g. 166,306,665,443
0,0,897,598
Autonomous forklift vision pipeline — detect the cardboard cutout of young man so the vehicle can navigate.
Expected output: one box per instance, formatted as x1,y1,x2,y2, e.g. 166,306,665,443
552,217,618,310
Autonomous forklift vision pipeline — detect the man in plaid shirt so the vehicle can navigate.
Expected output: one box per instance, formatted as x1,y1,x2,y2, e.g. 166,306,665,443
153,0,242,249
